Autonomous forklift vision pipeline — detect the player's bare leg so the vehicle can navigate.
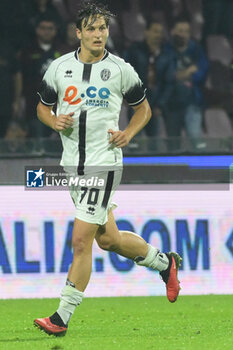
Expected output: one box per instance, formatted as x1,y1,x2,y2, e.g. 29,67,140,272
34,219,98,336
68,219,99,291
95,210,182,303
96,211,148,259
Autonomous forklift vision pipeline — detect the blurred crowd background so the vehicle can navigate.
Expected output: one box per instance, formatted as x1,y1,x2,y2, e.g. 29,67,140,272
0,0,233,153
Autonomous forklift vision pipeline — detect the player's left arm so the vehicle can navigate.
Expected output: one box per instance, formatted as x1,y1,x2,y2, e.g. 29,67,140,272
108,98,151,148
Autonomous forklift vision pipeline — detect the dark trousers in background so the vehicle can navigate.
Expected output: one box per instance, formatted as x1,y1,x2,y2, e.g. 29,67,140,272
164,105,203,151
203,0,233,41
0,112,11,138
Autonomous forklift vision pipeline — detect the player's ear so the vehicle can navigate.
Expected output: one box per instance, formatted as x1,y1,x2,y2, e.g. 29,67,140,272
76,28,82,40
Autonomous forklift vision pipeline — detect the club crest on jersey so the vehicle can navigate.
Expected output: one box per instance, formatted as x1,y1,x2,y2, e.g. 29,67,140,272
100,69,111,81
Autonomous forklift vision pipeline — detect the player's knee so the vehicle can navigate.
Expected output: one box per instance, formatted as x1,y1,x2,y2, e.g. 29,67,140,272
97,235,119,251
72,237,87,256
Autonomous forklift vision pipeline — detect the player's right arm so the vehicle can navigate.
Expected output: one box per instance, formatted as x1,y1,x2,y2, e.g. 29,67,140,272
37,102,74,132
37,59,74,132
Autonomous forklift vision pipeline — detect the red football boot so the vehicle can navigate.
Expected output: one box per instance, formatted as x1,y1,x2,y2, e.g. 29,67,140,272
160,252,182,303
34,317,67,336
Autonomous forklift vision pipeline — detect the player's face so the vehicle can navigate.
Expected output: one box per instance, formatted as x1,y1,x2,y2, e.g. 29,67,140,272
76,16,109,56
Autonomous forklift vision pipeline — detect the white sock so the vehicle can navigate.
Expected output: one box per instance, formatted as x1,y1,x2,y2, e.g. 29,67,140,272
57,285,84,325
134,244,169,271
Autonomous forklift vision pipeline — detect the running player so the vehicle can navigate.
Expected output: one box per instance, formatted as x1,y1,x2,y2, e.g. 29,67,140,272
34,1,182,336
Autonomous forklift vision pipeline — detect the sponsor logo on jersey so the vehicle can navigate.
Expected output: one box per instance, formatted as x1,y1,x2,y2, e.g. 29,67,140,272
100,69,111,81
26,168,45,188
63,85,110,108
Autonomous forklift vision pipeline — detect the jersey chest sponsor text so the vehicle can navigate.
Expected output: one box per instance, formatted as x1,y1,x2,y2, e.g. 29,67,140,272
63,85,111,108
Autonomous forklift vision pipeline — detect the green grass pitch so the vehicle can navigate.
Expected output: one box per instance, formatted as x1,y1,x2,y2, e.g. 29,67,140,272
0,295,232,350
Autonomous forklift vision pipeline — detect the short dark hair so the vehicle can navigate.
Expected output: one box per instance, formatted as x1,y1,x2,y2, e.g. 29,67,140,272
35,13,58,28
146,19,163,31
76,1,114,30
171,14,190,29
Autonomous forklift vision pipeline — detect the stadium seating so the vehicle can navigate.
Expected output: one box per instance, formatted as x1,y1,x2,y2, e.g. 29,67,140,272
121,1,146,44
204,108,233,138
207,35,233,66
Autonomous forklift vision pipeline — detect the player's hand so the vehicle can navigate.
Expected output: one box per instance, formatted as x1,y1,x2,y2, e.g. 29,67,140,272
108,129,131,148
53,112,74,132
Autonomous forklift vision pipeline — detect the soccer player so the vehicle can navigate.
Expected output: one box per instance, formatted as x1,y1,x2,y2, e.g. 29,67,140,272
34,1,182,336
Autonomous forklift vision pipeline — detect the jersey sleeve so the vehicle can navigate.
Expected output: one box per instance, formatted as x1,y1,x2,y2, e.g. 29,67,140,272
121,62,146,106
37,61,58,106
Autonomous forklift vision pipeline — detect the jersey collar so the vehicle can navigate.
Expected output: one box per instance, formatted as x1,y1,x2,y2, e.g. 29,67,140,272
74,47,109,63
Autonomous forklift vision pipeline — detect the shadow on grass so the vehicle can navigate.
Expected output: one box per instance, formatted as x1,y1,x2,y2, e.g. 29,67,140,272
0,337,53,342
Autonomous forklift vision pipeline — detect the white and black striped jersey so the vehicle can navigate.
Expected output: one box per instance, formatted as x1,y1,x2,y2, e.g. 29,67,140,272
38,48,146,174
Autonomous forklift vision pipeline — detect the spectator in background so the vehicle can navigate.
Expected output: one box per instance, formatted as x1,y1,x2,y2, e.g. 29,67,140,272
124,20,170,137
163,17,209,150
0,40,22,138
0,0,30,51
19,15,63,138
27,0,64,39
58,21,78,54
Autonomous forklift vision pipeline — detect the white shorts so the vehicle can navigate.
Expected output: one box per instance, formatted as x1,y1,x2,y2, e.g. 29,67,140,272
67,169,122,225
